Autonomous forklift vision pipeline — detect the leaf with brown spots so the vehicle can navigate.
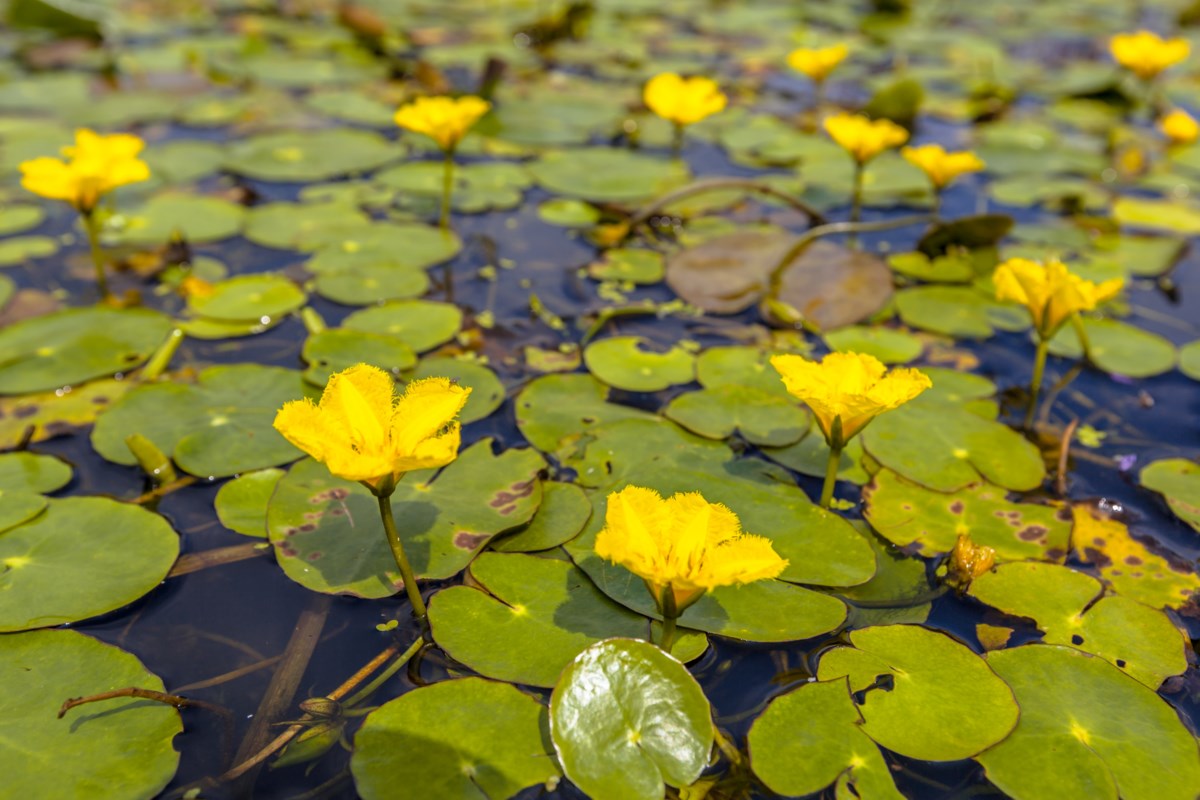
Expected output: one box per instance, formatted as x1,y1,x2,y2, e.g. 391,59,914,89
1071,506,1200,610
0,379,131,449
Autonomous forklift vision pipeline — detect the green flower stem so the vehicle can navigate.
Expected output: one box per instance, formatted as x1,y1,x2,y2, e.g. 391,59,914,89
343,637,424,709
1024,336,1050,431
440,150,455,231
375,489,429,630
820,441,843,508
671,122,685,159
81,210,111,301
930,187,943,222
658,587,679,654
847,161,865,249
1070,314,1093,362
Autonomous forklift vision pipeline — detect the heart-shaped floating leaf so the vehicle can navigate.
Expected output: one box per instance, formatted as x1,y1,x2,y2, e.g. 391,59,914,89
91,364,308,478
817,625,1019,761
769,240,895,331
863,469,1071,561
583,336,696,392
0,497,179,631
527,147,690,203
0,307,172,395
1071,506,1200,609
491,481,592,553
0,452,71,494
664,383,808,446
1,630,182,799
243,200,371,251
214,468,284,538
0,378,130,449
515,374,655,456
300,328,417,387
761,416,870,485
862,399,1045,492
186,274,306,323
1046,318,1176,378
108,193,244,246
968,562,1187,688
351,678,559,800
1112,196,1200,235
429,552,706,687
824,325,924,363
1140,459,1200,533
375,161,531,213
588,248,665,284
550,638,712,800
304,222,462,270
561,418,735,491
978,645,1200,800
312,263,430,306
224,128,400,181
917,214,1014,256
0,490,45,534
664,229,791,314
895,285,1025,338
1180,340,1200,381
748,679,902,799
342,300,463,354
837,525,934,628
266,440,544,598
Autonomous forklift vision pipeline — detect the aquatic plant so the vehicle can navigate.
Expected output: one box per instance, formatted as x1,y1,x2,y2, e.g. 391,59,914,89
823,112,908,232
643,72,727,154
901,144,985,217
393,95,492,229
787,43,849,108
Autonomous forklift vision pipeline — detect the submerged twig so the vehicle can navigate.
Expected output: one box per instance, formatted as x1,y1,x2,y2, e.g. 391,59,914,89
168,543,269,578
59,688,235,763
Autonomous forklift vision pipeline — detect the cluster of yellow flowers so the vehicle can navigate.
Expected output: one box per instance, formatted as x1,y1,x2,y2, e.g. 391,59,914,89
993,257,1124,339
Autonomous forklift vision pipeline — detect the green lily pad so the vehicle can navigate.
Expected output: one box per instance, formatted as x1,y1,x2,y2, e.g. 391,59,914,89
550,638,712,800
863,469,1071,561
0,452,71,493
1180,340,1200,381
1072,507,1200,609
1083,233,1184,278
978,645,1200,800
527,147,690,204
142,140,226,184
0,204,44,236
243,200,371,251
862,400,1046,492
837,527,934,627
224,129,400,181
300,328,417,387
0,307,172,395
664,384,808,446
351,678,559,800
887,250,976,283
491,482,592,553
410,357,504,425
186,274,305,323
515,373,656,456
0,490,46,534
215,468,285,538
1112,196,1200,235
561,418,735,491
0,497,179,631
0,236,58,266
109,194,245,246
895,285,1023,338
0,274,12,308
817,625,1019,761
537,198,602,227
91,365,308,478
342,301,463,354
824,325,924,364
375,161,532,213
695,345,797,395
1140,459,1200,533
587,249,665,284
304,89,394,126
304,223,462,271
266,441,544,598
1046,318,1176,378
761,416,871,485
748,680,903,800
968,562,1187,688
583,336,696,392
429,552,705,687
177,316,284,341
0,378,130,449
312,264,430,306
0,629,181,799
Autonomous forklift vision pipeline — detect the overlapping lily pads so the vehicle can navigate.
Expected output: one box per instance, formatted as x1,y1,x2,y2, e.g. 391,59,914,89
1140,459,1200,532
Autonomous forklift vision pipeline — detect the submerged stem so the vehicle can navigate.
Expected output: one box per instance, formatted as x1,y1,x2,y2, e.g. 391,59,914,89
376,491,429,628
670,122,684,159
847,161,865,249
1025,336,1050,431
658,587,679,654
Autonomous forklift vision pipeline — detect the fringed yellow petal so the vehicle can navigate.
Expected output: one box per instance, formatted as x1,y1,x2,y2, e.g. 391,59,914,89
19,128,150,212
901,144,985,189
390,377,471,455
643,73,727,127
823,113,908,164
394,96,491,152
993,257,1125,338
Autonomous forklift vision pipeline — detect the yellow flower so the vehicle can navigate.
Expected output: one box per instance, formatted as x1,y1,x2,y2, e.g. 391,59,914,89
274,364,470,489
595,486,788,612
822,112,908,164
643,72,727,127
1110,30,1190,80
393,95,491,152
901,144,985,190
992,257,1124,339
787,43,849,83
770,352,932,446
19,128,150,214
1159,108,1200,144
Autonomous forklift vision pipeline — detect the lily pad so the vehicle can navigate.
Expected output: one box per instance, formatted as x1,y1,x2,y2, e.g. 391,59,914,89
312,264,430,306
863,469,1071,561
664,384,808,446
561,418,736,491
0,490,46,534
0,236,58,266
748,680,902,800
1112,196,1200,235
862,400,1046,492
550,638,712,800
0,452,71,494
978,645,1200,800
300,329,417,387
0,629,182,799
587,249,665,284
109,194,244,247
351,678,559,800
0,497,179,631
0,204,44,236
265,441,544,598
375,161,532,213
824,325,923,363
817,625,1019,761
895,285,1022,338
1046,318,1176,378
243,201,371,251
429,552,705,687
1071,506,1200,609
771,241,895,331
968,562,1187,688
142,140,226,184
224,129,400,182
304,223,462,271
491,482,592,553
342,301,463,354
583,336,696,392
664,229,790,314
515,373,656,456
215,468,285,538
0,379,131,449
527,147,690,204
91,365,308,478
0,307,172,395
1140,459,1200,533
761,416,871,485
186,274,306,323
410,357,504,425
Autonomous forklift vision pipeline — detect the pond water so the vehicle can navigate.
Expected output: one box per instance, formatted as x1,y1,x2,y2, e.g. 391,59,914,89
2,2,1200,799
